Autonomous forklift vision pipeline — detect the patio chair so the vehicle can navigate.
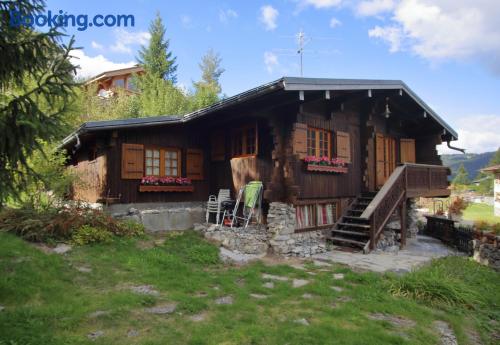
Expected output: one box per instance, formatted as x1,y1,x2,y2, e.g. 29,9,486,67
205,189,231,225
230,181,263,229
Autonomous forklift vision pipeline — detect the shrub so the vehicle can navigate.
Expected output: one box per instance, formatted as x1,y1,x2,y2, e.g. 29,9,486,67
448,197,468,218
116,219,145,237
71,225,113,245
474,220,490,232
491,223,500,235
0,204,144,244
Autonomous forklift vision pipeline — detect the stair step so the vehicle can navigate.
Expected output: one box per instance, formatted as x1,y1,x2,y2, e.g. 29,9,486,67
361,192,378,197
358,197,374,201
338,222,370,229
331,229,370,237
348,209,363,213
328,236,366,247
342,215,368,222
355,201,371,206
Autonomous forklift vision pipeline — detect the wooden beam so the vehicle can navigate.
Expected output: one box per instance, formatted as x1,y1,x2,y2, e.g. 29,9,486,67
299,90,304,101
325,90,330,99
400,199,407,248
368,89,372,98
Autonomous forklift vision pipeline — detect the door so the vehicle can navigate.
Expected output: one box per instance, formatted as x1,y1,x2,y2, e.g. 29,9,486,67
376,133,396,188
400,138,416,163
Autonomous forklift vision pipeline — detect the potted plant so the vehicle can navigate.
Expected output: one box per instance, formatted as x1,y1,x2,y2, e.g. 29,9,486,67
139,176,194,192
303,156,348,173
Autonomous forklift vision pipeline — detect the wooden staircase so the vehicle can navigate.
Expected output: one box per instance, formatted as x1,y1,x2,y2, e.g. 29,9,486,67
326,192,377,251
326,164,451,254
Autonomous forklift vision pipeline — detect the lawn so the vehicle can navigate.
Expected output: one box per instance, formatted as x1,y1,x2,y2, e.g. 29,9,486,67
0,231,498,345
463,203,500,224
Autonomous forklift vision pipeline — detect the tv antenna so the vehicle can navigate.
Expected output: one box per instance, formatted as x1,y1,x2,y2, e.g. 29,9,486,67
297,29,311,77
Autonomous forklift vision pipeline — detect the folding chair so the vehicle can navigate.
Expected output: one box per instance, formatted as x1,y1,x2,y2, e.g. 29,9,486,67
205,189,231,224
230,181,263,229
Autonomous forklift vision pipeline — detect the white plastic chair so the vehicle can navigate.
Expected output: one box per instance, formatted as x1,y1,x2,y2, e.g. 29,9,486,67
205,189,231,224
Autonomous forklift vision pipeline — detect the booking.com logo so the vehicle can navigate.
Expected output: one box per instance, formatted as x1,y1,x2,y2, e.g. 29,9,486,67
9,10,135,31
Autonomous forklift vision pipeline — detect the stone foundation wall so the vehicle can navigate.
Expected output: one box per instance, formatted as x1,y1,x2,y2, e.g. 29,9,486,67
108,202,205,232
267,202,326,257
203,224,268,255
473,240,500,271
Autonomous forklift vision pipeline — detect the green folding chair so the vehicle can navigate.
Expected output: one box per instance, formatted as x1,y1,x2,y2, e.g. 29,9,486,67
230,181,263,228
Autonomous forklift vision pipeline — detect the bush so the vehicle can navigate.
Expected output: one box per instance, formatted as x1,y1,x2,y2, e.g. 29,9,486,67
71,225,113,245
0,204,144,244
448,196,468,218
475,220,491,232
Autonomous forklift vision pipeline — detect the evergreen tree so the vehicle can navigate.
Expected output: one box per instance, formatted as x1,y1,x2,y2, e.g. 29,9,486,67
137,12,177,83
191,49,225,110
488,147,500,166
0,0,77,204
452,164,470,186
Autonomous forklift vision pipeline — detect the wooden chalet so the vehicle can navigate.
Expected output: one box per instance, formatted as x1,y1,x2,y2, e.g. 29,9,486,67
62,77,457,252
84,65,144,97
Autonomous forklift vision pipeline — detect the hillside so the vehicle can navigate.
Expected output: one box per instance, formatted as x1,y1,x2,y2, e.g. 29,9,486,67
441,151,495,179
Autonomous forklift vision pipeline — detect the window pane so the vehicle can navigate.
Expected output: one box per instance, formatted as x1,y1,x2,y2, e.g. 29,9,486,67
154,158,160,167
146,158,152,166
146,150,152,158
171,160,177,168
146,167,152,175
153,167,159,175
153,150,160,158
171,151,177,159
171,168,177,176
165,168,171,176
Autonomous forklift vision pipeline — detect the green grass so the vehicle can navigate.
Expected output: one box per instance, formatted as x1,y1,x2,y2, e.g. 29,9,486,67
0,232,499,345
463,203,500,224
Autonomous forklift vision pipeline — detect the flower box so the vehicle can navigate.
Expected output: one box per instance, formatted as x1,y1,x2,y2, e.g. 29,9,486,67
139,185,194,192
306,164,348,173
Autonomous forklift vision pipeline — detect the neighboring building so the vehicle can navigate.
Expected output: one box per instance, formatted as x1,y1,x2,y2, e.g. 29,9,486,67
481,165,500,216
85,65,144,98
61,77,457,253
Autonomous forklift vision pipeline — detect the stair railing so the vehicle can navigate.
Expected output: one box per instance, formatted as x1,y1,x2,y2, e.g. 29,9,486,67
359,165,407,253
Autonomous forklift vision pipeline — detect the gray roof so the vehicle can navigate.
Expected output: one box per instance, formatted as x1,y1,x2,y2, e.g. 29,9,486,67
61,76,458,148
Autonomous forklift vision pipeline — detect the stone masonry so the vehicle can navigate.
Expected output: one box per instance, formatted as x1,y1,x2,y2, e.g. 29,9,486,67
473,240,500,271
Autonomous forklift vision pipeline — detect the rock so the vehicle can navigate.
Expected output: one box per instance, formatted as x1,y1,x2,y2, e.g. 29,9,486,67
333,273,344,280
145,303,177,315
250,293,268,299
130,285,159,296
368,313,416,328
189,313,207,322
262,273,289,281
313,260,332,267
215,296,233,305
87,330,104,340
302,293,313,299
127,329,139,337
219,247,265,265
263,282,274,289
433,321,458,345
76,266,92,273
52,244,72,254
0,305,4,312
193,223,206,232
331,286,343,292
88,310,110,318
294,318,310,326
292,279,309,288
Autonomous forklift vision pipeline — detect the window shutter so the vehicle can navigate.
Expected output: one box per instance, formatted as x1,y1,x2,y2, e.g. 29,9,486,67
336,131,351,163
121,143,144,179
400,138,416,163
186,148,204,180
292,123,308,159
210,130,225,161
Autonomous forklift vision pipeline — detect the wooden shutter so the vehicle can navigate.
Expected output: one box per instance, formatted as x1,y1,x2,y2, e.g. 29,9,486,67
292,123,308,159
336,131,351,163
400,138,416,163
186,148,204,180
210,130,225,161
121,143,144,179
376,133,386,188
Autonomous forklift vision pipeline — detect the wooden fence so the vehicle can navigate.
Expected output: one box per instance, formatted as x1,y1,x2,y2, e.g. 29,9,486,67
424,215,498,255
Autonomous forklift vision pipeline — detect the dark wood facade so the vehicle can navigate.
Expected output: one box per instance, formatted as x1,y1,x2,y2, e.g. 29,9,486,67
67,79,453,236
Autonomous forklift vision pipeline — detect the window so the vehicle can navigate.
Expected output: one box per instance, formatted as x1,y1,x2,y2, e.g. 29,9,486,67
145,149,160,176
126,77,137,91
145,147,181,177
307,127,331,158
231,124,258,157
113,78,125,88
296,202,338,230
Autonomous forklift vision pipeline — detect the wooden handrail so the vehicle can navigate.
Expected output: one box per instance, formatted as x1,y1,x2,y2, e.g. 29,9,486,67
360,163,450,252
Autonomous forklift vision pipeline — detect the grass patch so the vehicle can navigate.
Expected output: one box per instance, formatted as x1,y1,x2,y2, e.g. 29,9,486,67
0,231,498,345
463,203,500,224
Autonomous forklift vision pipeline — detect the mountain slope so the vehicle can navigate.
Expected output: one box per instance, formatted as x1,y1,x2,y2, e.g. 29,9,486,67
441,151,495,180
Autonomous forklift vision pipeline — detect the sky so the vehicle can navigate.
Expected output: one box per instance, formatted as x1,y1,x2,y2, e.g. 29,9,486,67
44,0,500,154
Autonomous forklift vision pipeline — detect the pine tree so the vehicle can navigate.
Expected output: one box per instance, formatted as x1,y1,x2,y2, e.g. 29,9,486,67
137,12,177,83
191,49,225,110
452,164,470,186
488,147,500,166
0,0,77,204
